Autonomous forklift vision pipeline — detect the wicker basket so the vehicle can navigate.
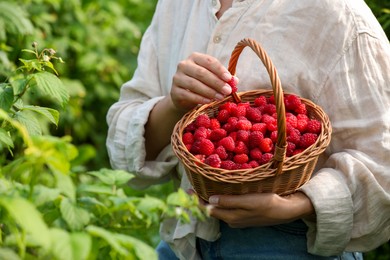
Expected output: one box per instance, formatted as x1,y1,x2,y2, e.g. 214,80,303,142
171,38,332,201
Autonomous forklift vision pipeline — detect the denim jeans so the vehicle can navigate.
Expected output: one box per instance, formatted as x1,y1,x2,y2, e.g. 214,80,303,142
156,220,363,260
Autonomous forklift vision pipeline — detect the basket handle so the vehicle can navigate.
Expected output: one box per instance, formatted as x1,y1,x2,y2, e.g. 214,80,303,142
227,38,287,174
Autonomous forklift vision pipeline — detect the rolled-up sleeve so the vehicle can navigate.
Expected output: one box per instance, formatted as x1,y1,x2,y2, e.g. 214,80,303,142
300,32,390,255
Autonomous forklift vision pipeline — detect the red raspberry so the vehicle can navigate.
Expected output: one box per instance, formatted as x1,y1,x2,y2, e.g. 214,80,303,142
182,132,194,145
248,131,264,148
234,141,248,154
209,128,227,141
249,148,262,160
285,94,302,111
231,105,247,117
246,107,262,122
220,160,236,170
251,123,267,135
204,154,222,168
217,109,230,123
249,160,260,168
295,103,307,115
296,118,308,133
260,138,273,153
306,119,321,134
193,126,209,140
219,101,237,112
214,145,228,160
194,154,205,163
236,119,252,131
286,141,296,157
192,138,214,156
264,104,277,115
236,130,249,143
195,114,211,128
184,122,196,132
228,77,238,93
240,163,252,169
268,95,275,104
260,153,273,165
222,122,236,133
287,128,301,144
270,130,278,143
210,118,221,130
254,96,267,107
218,136,235,151
229,131,237,141
233,154,249,164
285,113,298,128
299,133,318,149
292,149,304,156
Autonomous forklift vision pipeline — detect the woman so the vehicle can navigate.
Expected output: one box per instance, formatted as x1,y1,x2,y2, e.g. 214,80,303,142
106,0,390,259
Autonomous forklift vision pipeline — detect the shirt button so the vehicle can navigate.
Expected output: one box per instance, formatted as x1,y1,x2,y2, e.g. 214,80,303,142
213,35,222,43
212,0,217,6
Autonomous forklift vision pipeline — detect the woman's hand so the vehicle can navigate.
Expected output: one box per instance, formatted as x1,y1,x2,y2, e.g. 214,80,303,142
204,191,315,228
170,52,235,111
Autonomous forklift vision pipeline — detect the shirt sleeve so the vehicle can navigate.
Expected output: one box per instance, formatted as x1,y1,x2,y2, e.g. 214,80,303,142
299,32,390,256
106,5,179,189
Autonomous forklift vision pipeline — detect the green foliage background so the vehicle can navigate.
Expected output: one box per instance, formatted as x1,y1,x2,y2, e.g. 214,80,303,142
0,0,389,259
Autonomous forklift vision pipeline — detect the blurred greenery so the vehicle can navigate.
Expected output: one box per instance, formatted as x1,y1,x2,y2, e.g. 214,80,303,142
0,0,389,259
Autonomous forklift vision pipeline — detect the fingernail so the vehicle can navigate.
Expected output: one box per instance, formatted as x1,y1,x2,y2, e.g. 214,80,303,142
209,196,219,205
202,98,211,104
221,84,232,95
222,72,232,81
215,93,224,100
205,204,214,215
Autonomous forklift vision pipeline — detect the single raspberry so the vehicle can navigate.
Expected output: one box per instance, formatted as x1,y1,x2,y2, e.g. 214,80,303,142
254,96,267,107
292,149,304,156
209,128,227,141
306,119,321,134
295,103,307,115
233,154,249,164
209,118,221,130
214,145,228,160
194,154,205,163
264,104,277,115
204,154,222,168
220,160,236,170
236,130,250,143
195,114,211,128
268,95,275,104
219,101,237,112
296,119,308,133
234,141,248,154
185,143,192,151
260,153,273,165
193,126,209,140
287,128,301,144
184,122,196,132
260,138,273,153
270,130,278,143
230,105,247,117
246,107,262,122
182,132,194,145
251,123,267,135
299,133,318,149
286,141,296,157
285,113,298,128
248,131,264,148
218,136,236,151
284,94,302,111
249,160,260,168
249,148,262,160
228,77,238,93
193,138,215,156
236,119,252,131
222,122,236,133
216,109,230,123
229,131,237,141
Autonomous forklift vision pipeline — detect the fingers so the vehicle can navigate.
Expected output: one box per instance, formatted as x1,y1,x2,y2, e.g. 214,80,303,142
171,52,236,111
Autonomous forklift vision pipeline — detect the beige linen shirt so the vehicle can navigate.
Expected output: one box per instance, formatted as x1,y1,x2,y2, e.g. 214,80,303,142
106,0,390,259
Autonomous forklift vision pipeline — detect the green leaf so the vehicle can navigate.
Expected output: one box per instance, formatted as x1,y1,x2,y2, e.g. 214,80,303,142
87,168,134,186
0,2,34,39
0,83,14,111
32,185,61,207
13,109,42,136
0,248,20,260
49,229,92,260
86,225,129,256
31,72,69,107
0,128,14,149
53,171,76,201
77,184,114,195
115,233,157,260
23,105,59,126
60,198,90,231
0,196,51,250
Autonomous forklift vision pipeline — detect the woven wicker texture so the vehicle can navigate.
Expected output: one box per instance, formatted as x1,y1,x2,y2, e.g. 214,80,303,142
171,38,332,201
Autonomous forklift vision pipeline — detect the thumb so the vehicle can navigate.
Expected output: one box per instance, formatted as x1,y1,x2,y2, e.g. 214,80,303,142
208,194,248,209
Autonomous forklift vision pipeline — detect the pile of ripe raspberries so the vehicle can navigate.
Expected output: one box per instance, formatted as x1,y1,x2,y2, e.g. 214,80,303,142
182,94,321,170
